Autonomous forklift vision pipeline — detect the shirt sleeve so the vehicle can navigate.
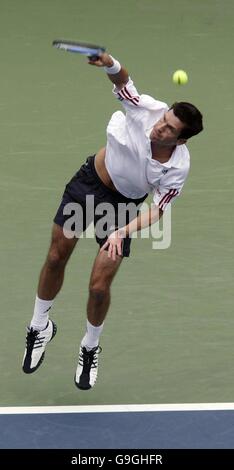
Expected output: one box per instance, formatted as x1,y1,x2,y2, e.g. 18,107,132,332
112,78,140,109
153,166,190,212
112,78,168,121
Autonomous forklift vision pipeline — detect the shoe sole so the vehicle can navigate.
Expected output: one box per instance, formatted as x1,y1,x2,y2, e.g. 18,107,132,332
22,321,57,374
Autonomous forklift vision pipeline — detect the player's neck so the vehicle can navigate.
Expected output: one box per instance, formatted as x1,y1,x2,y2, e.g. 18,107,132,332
150,142,175,163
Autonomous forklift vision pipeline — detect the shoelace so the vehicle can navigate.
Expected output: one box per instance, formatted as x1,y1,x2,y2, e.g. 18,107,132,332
26,329,45,349
80,346,102,370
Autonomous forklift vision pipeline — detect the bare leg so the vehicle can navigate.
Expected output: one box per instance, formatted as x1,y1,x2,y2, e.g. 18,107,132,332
38,224,78,300
75,249,122,390
87,250,123,326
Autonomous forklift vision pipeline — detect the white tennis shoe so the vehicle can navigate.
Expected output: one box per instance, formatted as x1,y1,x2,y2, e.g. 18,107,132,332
22,320,57,374
75,345,102,390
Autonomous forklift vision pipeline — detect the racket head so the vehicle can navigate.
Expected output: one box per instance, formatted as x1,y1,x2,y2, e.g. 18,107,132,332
52,39,105,59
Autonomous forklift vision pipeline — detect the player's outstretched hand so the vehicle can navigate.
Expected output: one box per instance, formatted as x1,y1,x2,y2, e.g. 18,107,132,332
100,228,126,261
88,52,113,67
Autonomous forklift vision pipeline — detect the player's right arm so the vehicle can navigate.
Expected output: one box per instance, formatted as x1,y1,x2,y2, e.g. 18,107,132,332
88,52,165,116
88,52,142,114
88,52,129,88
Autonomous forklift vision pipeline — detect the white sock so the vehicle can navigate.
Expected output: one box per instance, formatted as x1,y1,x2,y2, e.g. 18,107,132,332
81,320,104,350
30,295,54,331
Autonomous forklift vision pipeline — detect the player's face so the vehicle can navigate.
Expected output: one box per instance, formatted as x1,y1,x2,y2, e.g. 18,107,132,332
150,110,186,146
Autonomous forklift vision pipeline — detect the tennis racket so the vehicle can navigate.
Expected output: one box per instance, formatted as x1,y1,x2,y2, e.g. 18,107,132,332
52,39,106,61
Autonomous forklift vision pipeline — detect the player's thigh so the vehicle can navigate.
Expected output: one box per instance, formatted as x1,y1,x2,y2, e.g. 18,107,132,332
89,250,123,289
48,223,79,262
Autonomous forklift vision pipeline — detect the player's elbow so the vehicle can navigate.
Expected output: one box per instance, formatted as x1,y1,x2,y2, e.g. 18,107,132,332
150,205,163,225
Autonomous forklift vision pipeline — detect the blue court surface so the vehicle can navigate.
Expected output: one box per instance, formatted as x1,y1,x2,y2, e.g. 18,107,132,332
1,403,234,449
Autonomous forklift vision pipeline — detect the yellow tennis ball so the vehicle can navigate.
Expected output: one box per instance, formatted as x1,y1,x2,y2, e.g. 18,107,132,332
172,70,188,85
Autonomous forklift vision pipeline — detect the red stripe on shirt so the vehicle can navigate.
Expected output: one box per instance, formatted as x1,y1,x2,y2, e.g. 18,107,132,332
159,189,174,209
164,189,179,206
159,189,178,210
120,88,139,105
163,189,177,205
117,92,124,101
119,88,139,106
123,86,140,105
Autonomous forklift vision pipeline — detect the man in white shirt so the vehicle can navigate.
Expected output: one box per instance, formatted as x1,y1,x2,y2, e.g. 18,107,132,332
22,52,203,390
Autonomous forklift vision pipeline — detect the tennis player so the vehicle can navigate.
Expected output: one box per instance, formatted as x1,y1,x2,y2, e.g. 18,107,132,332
22,52,203,390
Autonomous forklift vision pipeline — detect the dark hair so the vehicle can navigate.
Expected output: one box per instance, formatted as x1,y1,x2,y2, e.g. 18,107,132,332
170,102,203,139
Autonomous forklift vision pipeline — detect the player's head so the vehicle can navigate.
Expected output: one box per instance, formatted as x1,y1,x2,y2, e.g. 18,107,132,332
170,102,203,139
150,102,203,147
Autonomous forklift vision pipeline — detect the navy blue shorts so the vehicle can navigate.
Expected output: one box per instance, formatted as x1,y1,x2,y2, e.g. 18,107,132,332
54,155,148,257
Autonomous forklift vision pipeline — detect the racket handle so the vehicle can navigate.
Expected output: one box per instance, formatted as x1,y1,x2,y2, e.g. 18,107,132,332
88,54,100,61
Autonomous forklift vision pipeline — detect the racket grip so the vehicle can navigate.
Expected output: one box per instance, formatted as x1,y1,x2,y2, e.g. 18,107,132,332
88,54,100,61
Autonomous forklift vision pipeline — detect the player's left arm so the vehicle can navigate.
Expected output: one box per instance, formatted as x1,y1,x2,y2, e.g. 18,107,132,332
100,204,163,261
101,164,190,260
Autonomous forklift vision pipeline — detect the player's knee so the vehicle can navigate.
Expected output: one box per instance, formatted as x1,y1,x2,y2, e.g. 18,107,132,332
89,285,109,304
46,248,67,271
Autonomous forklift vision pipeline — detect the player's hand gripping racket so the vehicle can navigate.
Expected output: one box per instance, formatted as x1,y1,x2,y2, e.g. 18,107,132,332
52,39,106,61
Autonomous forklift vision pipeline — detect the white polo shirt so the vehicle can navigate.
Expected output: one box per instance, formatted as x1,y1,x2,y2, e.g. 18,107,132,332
105,78,190,211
